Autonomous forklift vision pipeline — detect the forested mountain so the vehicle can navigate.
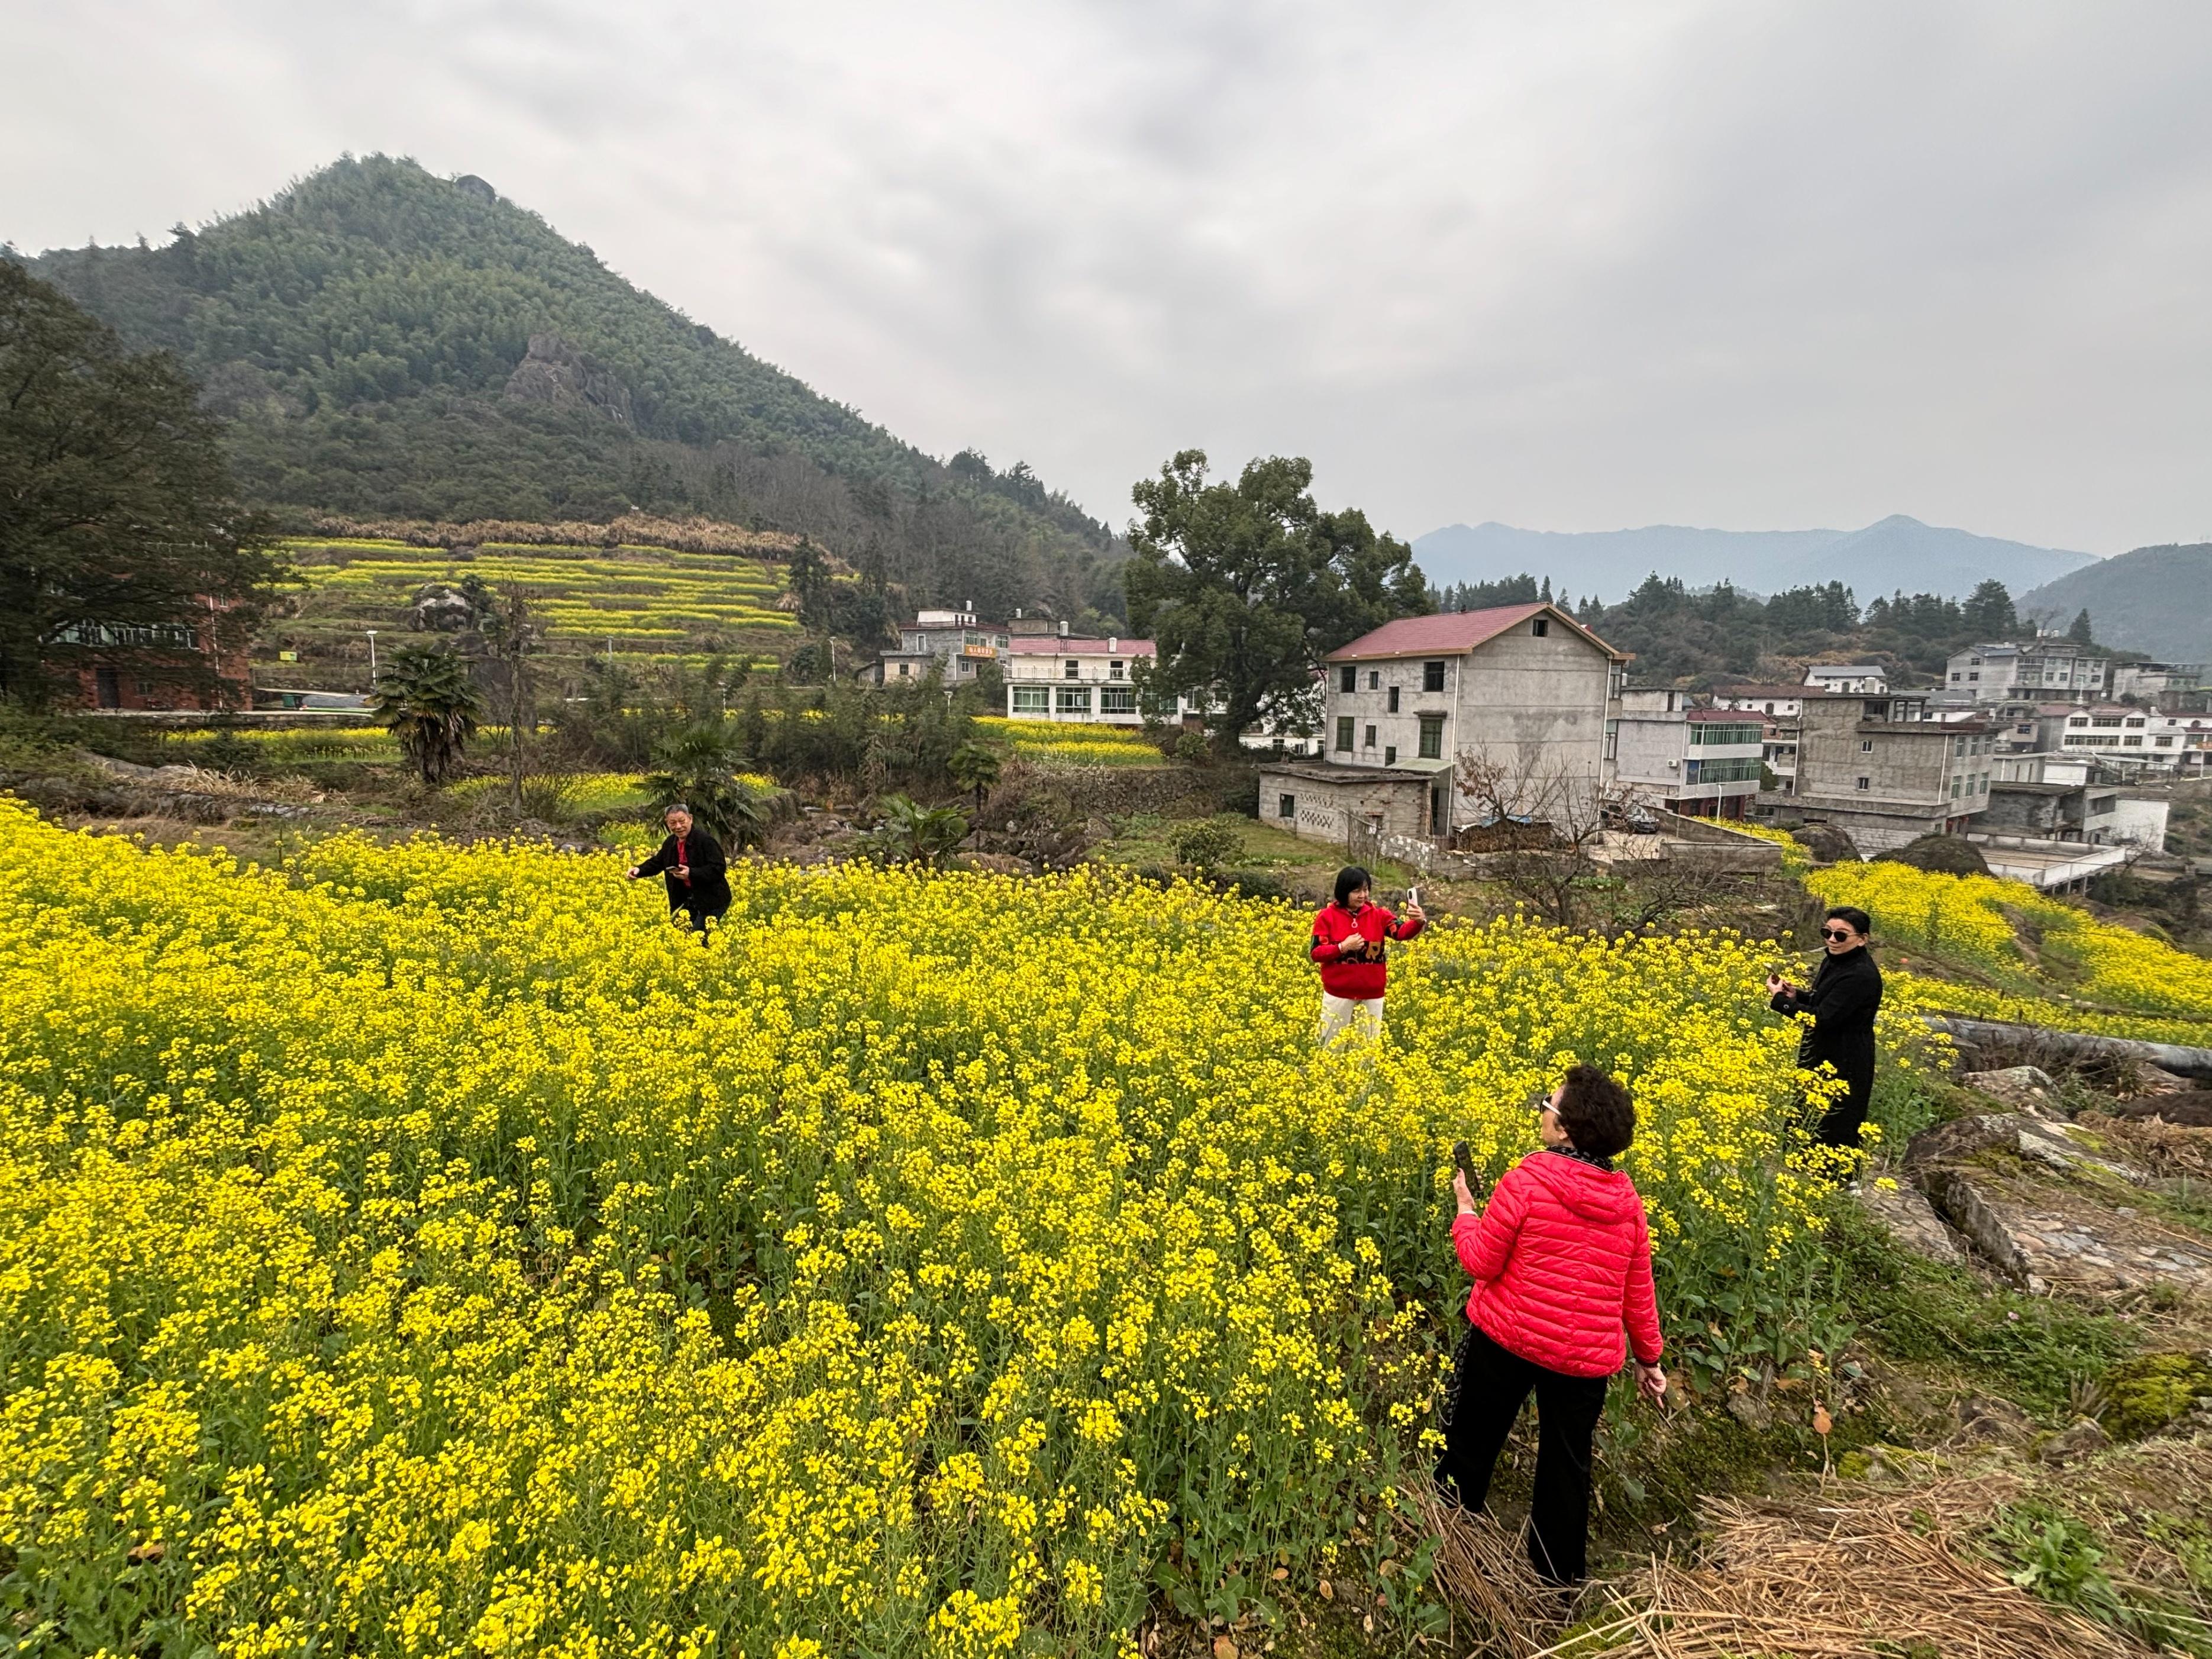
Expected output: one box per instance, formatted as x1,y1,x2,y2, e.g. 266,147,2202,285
1414,514,2095,603
20,155,1122,627
1436,571,2063,687
2019,544,2212,664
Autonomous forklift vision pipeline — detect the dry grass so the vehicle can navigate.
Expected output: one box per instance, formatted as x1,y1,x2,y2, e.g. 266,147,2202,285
1526,1468,2146,1659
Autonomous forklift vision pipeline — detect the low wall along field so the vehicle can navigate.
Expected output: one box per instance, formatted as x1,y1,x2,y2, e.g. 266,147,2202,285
0,801,1870,1655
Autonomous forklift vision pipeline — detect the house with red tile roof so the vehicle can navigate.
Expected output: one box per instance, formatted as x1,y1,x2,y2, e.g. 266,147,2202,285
1257,602,1626,846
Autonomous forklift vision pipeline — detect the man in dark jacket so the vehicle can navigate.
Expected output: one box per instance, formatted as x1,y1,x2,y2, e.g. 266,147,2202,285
1766,904,1883,1149
626,803,732,939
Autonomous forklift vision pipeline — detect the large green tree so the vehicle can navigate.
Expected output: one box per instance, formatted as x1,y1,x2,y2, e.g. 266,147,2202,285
1123,451,1429,747
1960,578,2017,640
0,261,282,705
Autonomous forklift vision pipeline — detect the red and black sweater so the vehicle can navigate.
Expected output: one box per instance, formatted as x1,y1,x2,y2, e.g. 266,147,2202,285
1309,900,1422,1000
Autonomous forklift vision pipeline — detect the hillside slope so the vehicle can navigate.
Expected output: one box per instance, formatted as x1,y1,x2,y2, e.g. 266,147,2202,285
23,156,1120,624
2018,543,2212,663
1415,515,2094,603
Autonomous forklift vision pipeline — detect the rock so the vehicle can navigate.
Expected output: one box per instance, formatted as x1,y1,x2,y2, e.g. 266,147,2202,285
1853,1178,1965,1266
504,333,634,423
1794,822,1862,864
1961,1066,2066,1121
1878,834,1991,876
2038,1417,2110,1465
1726,1390,1773,1431
1953,1394,2035,1445
1904,1112,2146,1186
1922,1165,2212,1298
2107,1093,2212,1129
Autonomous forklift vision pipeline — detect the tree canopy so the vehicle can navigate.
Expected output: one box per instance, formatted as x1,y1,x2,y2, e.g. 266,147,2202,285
0,262,282,705
1123,451,1430,745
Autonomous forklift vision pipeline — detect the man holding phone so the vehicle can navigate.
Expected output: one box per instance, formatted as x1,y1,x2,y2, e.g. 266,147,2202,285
1309,864,1425,1045
625,802,732,941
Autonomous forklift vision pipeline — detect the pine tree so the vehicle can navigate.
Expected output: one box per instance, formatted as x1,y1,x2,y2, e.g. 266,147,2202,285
2068,608,2095,645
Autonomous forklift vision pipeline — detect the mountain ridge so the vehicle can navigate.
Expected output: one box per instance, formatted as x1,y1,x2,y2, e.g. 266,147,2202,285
2019,544,2212,664
1413,514,2097,604
18,154,1122,624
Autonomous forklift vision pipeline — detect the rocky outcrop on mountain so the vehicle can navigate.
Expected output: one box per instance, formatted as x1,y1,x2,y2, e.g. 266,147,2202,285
503,333,634,424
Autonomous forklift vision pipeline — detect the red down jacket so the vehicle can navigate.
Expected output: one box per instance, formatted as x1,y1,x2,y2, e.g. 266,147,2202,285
1309,901,1422,1000
1453,1150,1664,1378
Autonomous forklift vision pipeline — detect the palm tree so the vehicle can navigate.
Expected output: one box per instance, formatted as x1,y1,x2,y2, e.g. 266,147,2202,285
947,738,1005,814
372,644,483,786
644,719,786,848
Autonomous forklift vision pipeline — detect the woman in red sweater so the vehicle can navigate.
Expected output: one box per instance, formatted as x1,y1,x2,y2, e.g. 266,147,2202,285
1442,1065,1667,1586
1309,866,1424,1045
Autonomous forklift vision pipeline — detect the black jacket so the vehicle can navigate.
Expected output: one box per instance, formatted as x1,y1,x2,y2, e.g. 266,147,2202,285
1771,945,1882,1083
634,827,732,914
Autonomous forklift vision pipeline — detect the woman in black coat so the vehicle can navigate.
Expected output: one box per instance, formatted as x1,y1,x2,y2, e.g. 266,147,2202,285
1766,904,1883,1149
625,802,732,937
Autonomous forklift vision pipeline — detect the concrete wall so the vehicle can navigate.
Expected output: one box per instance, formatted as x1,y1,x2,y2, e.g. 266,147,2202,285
1451,628,1614,828
2110,796,2171,852
1258,767,1430,844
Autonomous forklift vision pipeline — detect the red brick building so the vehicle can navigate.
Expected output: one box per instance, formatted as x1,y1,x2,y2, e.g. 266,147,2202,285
51,596,251,710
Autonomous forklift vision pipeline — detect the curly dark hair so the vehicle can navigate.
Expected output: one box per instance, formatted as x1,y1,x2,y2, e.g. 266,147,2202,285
1555,1064,1636,1160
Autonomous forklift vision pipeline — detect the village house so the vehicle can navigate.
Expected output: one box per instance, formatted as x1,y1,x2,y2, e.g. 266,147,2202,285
1944,639,2110,705
51,596,251,711
1787,690,1995,853
859,603,1010,687
1611,692,1767,819
1256,602,1626,848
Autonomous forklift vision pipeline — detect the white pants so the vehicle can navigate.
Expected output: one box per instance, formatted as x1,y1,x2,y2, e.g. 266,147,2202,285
1318,993,1384,1047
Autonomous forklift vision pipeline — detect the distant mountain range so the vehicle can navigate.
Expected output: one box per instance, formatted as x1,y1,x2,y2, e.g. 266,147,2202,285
2020,544,2212,664
1411,515,2098,605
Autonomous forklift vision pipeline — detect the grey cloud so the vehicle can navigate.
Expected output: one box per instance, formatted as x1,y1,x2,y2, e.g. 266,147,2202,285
4,0,2208,552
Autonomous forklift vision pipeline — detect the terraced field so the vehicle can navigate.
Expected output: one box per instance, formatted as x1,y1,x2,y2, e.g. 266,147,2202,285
266,538,797,686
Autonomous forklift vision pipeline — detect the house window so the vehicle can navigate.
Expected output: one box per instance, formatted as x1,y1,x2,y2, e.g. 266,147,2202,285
1335,716,1354,752
1604,719,1619,762
1057,686,1092,714
1532,617,1549,637
1968,672,1980,682
1862,740,1874,753
1062,660,1081,680
897,663,911,677
1856,776,1871,790
1339,664,1357,693
1367,670,1380,690
1384,745,1397,765
1951,776,1962,799
1388,686,1400,712
1100,686,1137,714
1418,714,1445,760
1012,686,1048,714
960,660,974,674
2125,735,2143,746
1951,672,1962,682
1423,660,1445,693
1363,724,1377,748
2069,716,2088,727
1109,660,1125,680
1279,794,1296,819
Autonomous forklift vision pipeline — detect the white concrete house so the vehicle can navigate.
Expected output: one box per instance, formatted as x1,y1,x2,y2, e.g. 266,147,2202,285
1803,665,1889,695
1946,641,2110,704
1002,631,1157,724
1612,692,1767,818
1262,602,1625,843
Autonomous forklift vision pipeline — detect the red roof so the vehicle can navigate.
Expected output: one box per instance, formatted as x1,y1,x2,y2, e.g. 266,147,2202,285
1003,637,1156,656
1325,603,1625,663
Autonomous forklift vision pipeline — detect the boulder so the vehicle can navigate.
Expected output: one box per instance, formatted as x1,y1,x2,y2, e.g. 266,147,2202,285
1959,1066,2065,1120
1903,1112,2146,1187
2037,1417,2111,1465
1920,1164,2212,1297
1852,1179,1965,1266
1878,834,1991,875
1793,822,1861,864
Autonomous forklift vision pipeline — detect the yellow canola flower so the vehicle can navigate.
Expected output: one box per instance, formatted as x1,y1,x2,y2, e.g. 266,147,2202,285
0,798,1851,1655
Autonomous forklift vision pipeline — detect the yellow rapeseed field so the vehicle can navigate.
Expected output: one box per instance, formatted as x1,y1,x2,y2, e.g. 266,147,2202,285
0,799,1848,1655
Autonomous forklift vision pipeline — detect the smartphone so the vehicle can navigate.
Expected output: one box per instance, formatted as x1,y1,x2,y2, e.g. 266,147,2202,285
1408,885,1422,909
1452,1139,1476,1182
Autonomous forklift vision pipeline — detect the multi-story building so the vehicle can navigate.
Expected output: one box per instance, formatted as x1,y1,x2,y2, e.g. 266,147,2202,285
1256,602,1626,846
1802,664,1888,695
2111,661,2205,701
2039,704,2212,773
1943,640,2110,704
862,605,1011,687
1788,691,1995,852
1712,685,1810,719
1002,631,1161,725
1612,692,1767,818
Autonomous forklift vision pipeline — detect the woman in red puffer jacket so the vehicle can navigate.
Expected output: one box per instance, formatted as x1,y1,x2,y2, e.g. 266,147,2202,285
1441,1065,1667,1586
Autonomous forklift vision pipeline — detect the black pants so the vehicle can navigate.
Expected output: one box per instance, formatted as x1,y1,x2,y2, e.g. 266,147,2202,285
1811,1061,1874,1150
672,900,728,935
1439,1324,1610,1585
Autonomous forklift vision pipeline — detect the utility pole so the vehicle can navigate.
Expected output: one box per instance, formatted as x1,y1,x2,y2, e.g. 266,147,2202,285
365,629,379,684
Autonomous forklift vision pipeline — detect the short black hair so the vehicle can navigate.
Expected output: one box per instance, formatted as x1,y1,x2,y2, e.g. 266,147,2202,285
1555,1064,1636,1160
1335,866,1372,907
1825,905,1872,938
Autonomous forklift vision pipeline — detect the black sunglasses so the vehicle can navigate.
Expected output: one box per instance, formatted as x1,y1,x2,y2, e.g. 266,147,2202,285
1820,926,1857,940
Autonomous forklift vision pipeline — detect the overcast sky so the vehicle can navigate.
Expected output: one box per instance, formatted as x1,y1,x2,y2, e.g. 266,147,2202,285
6,1,2210,554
